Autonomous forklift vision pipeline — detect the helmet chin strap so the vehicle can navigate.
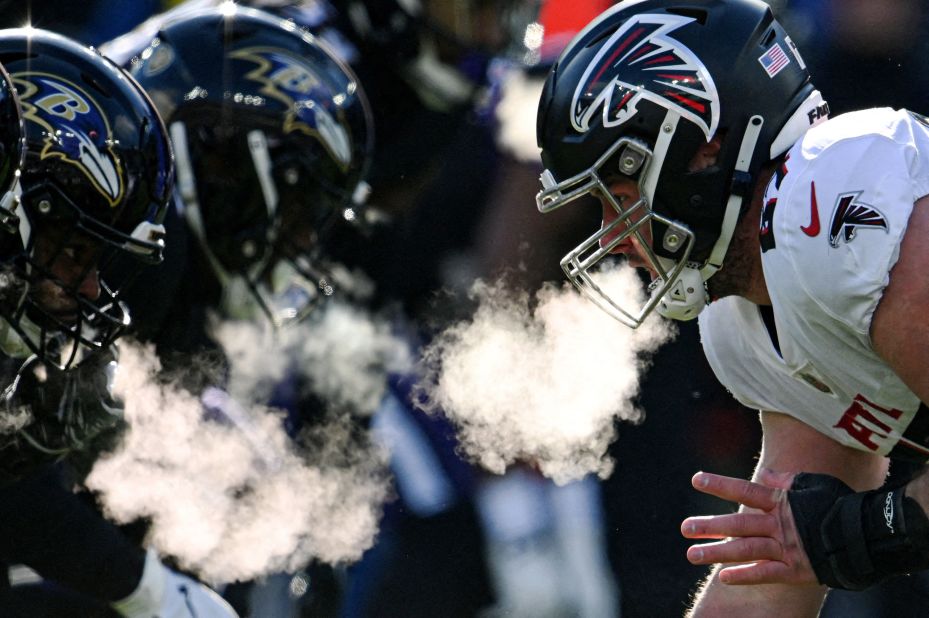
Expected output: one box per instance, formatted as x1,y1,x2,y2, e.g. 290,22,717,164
246,129,279,222
656,114,764,321
702,114,764,277
640,110,679,207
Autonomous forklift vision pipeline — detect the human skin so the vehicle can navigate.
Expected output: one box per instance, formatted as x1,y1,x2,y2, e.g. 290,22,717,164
29,227,102,321
601,141,929,615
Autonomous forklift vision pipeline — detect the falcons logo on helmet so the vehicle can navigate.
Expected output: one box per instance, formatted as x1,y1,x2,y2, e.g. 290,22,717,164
829,191,888,248
571,13,720,139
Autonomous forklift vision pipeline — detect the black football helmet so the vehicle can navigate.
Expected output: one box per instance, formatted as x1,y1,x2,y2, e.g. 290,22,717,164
0,28,173,369
128,6,373,327
536,0,828,327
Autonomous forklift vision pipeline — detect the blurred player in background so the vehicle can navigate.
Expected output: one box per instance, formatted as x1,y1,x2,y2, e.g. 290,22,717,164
114,5,372,360
0,27,236,618
110,2,620,616
535,0,929,615
104,6,377,616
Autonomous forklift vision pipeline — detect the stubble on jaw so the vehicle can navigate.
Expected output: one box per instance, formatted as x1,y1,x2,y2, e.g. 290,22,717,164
705,223,755,301
704,161,778,305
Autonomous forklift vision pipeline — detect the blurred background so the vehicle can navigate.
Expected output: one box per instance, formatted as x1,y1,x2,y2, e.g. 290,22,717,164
0,0,926,616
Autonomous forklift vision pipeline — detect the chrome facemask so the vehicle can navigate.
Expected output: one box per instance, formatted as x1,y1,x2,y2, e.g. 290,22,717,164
537,108,767,328
536,112,699,328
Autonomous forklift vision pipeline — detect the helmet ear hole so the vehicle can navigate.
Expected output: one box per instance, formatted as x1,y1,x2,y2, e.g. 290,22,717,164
762,27,777,46
687,133,724,173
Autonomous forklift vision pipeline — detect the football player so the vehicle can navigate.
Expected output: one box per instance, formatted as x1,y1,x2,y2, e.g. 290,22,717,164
105,6,375,616
115,4,372,358
534,0,929,615
0,27,236,617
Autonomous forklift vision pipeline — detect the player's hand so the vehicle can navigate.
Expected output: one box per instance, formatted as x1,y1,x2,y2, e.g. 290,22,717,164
680,469,820,586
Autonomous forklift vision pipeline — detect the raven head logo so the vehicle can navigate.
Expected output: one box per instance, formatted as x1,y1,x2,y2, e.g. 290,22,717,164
570,13,720,140
829,191,888,248
14,72,124,206
230,46,352,171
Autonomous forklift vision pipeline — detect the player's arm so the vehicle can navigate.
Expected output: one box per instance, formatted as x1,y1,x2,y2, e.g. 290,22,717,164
870,195,929,412
683,410,888,617
871,195,929,515
683,197,929,606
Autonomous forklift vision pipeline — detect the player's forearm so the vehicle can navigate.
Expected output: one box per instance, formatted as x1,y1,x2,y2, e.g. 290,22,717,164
686,565,825,618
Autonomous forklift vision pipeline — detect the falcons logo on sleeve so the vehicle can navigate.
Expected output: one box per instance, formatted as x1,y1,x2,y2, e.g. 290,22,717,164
570,13,720,139
829,191,888,248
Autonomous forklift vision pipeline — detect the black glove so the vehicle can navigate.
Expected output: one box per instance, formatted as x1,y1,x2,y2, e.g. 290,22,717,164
788,472,929,590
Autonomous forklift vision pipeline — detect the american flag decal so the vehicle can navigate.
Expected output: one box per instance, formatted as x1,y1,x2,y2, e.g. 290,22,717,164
758,43,790,78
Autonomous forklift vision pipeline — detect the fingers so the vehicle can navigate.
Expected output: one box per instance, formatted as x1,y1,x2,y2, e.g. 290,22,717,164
692,471,782,511
686,536,784,565
754,467,796,490
681,512,778,539
683,470,820,587
719,561,799,586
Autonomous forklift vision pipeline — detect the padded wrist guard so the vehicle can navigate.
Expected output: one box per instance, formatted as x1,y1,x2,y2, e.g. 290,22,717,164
788,472,929,590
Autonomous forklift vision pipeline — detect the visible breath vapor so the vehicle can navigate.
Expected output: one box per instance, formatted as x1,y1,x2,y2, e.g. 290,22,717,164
417,265,674,484
86,299,410,584
215,299,412,415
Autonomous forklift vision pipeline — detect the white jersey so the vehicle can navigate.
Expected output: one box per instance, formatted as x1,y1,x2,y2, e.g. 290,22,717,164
700,108,929,460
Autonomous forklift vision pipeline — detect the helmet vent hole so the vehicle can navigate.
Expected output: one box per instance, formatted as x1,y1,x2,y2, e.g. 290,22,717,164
665,8,707,25
585,25,620,49
762,29,777,46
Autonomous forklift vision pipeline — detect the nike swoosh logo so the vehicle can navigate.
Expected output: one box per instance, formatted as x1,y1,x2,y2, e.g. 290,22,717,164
802,181,821,237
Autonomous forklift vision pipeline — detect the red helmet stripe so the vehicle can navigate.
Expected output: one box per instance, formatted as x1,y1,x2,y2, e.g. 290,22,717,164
590,27,645,85
655,73,697,82
644,53,678,65
665,91,706,113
